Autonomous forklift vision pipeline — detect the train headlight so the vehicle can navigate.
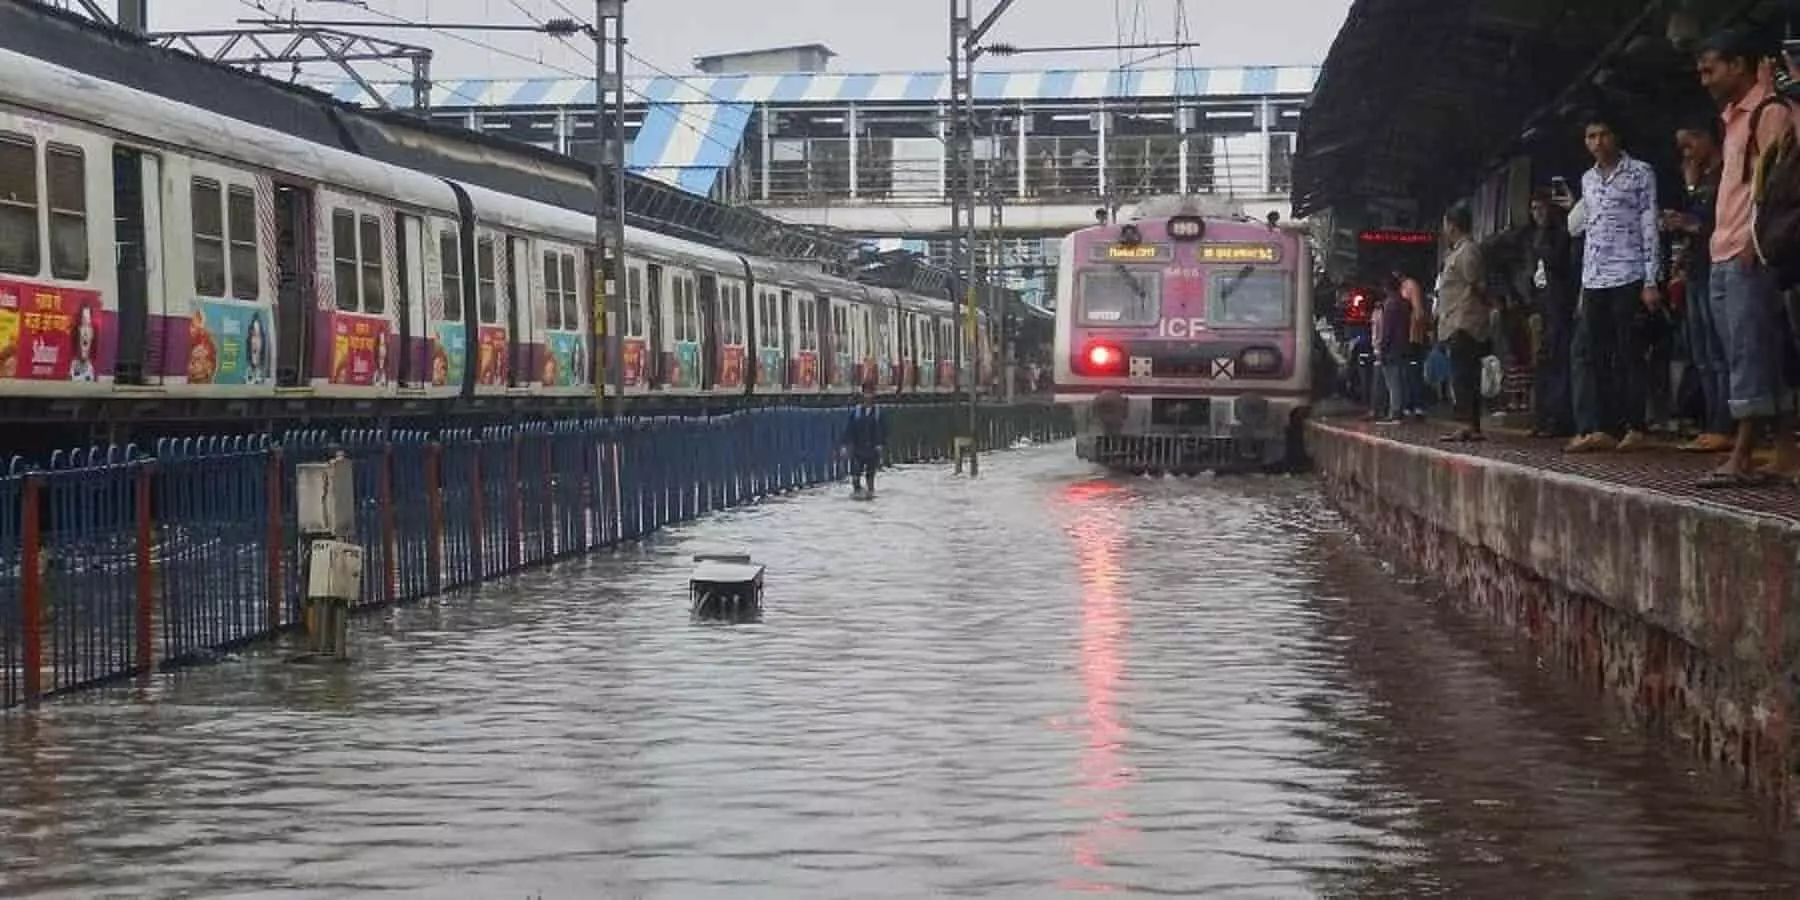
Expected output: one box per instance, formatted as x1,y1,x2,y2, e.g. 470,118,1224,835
1239,347,1281,374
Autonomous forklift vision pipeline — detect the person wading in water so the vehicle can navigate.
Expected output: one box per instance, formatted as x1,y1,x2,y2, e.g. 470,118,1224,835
840,382,887,497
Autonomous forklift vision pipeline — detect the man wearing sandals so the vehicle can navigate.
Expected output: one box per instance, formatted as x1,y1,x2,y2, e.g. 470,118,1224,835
1695,28,1799,488
1435,205,1491,443
1563,113,1662,455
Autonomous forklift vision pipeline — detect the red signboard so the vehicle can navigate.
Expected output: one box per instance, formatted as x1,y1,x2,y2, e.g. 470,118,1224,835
0,278,108,381
1358,229,1435,245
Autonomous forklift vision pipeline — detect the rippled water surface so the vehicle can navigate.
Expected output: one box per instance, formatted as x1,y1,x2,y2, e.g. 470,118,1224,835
4,443,1800,899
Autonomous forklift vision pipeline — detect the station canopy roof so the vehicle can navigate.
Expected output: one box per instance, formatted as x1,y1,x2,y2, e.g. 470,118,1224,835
1291,0,1721,220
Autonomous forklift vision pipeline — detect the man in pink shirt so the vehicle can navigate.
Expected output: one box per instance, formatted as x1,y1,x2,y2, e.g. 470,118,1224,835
1696,28,1798,488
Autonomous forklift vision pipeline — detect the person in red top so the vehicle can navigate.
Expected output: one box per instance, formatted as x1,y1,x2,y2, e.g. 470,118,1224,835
1695,27,1798,488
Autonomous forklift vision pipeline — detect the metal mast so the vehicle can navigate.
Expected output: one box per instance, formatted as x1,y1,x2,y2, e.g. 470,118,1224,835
592,0,627,415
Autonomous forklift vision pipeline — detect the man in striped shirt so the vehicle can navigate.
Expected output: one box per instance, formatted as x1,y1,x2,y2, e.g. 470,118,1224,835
1565,114,1662,454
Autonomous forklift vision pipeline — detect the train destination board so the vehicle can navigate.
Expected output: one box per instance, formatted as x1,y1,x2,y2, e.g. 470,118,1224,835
1197,243,1280,263
1093,243,1171,262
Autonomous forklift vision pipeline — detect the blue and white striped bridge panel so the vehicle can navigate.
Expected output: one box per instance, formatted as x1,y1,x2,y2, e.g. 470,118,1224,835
330,65,1321,110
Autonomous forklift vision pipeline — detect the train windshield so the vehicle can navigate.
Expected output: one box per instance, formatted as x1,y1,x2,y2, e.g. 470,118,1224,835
1077,266,1159,325
1207,269,1290,328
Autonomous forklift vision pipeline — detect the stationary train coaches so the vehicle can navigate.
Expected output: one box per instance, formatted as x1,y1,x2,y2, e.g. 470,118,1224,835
0,47,987,418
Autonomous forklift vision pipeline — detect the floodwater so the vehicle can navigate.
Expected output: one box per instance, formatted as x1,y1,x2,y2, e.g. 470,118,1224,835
3,443,1799,899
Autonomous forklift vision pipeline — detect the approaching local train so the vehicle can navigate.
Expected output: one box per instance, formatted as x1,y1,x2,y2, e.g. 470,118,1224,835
0,46,989,419
1052,196,1314,473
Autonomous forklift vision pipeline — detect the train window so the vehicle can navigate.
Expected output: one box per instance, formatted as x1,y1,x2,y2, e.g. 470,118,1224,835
0,133,37,276
560,253,581,333
359,215,384,314
226,187,257,300
192,179,227,297
475,237,498,324
1076,267,1159,325
728,285,742,344
45,145,87,281
626,267,643,337
1207,270,1291,328
542,251,562,330
439,231,463,322
330,210,358,310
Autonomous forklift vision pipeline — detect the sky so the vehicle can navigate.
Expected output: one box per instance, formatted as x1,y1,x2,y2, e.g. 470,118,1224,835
136,0,1353,84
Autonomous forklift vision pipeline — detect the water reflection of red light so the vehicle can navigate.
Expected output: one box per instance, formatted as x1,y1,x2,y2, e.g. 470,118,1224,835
1059,482,1137,891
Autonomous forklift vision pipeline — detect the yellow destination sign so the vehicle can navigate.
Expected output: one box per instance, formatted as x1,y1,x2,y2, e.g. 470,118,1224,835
1198,243,1279,263
1101,243,1166,260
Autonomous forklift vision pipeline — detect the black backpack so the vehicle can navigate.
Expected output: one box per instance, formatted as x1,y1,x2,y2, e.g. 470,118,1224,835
1749,95,1800,289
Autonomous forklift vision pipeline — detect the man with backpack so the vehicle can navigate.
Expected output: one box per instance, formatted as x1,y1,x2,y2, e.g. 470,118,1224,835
1694,27,1799,488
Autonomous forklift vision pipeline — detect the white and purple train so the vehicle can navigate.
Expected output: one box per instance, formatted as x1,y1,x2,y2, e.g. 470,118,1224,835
0,47,991,418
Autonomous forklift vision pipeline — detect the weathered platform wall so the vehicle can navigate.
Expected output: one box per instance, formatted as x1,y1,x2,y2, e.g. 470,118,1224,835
1307,421,1800,816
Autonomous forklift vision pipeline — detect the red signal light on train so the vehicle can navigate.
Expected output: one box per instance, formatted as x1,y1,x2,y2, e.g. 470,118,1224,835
1080,341,1127,374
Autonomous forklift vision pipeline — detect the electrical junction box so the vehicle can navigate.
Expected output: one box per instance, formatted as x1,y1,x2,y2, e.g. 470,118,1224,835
297,458,356,538
306,539,364,603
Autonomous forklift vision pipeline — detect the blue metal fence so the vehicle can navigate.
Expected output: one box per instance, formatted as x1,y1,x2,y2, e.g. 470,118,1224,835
0,403,1071,709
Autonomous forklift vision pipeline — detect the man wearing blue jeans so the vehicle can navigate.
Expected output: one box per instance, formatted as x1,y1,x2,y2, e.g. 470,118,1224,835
1374,275,1412,425
1666,120,1733,452
1696,28,1797,486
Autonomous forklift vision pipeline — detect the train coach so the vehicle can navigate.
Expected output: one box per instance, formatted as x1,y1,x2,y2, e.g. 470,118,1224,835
1051,195,1314,474
0,46,990,427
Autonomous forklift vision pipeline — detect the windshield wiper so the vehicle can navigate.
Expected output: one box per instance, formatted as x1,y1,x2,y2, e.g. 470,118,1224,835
1114,263,1147,301
1216,264,1256,303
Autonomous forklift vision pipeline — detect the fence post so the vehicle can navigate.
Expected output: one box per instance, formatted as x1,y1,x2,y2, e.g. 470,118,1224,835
266,447,285,632
426,443,444,595
380,443,398,604
470,446,485,581
21,475,42,705
135,462,154,675
509,433,523,572
541,432,555,559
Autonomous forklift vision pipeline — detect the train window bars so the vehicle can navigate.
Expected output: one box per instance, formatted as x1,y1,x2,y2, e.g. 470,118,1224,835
192,179,227,297
438,230,463,323
561,253,582,336
330,210,358,312
358,215,385,315
542,250,563,331
0,133,37,277
475,237,498,325
225,187,257,301
45,144,87,282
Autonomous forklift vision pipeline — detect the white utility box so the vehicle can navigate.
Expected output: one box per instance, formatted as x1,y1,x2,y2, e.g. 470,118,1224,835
305,539,365,602
296,458,356,538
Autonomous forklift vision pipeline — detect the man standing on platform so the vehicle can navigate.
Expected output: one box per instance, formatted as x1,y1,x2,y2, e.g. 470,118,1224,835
1435,205,1491,443
1564,114,1662,454
1695,28,1799,487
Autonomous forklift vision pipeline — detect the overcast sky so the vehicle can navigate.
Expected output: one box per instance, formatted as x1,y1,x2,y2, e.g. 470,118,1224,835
142,0,1350,83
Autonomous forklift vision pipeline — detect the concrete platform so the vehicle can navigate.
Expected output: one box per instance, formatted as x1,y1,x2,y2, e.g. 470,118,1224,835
1307,418,1800,819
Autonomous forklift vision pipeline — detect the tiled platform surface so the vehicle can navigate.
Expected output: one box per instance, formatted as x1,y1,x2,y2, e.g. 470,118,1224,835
1307,418,1800,818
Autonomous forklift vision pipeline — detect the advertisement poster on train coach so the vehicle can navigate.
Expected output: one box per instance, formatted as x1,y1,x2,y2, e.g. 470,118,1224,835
719,347,744,389
0,279,110,382
186,300,271,385
542,331,586,387
622,339,646,387
432,323,466,388
328,312,390,387
672,342,700,390
476,325,508,386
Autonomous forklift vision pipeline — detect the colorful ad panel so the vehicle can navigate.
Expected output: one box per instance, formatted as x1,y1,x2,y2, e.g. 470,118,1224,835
0,279,109,382
329,312,391,387
186,299,272,385
542,331,587,387
433,323,466,388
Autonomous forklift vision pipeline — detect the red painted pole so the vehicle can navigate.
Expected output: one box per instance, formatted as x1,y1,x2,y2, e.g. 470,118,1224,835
266,447,284,632
21,475,43,704
426,444,444,594
380,443,398,604
135,463,154,675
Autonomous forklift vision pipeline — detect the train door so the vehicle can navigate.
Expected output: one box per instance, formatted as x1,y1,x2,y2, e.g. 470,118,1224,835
779,289,794,388
273,183,314,386
505,235,528,387
814,294,833,387
697,271,720,390
396,213,424,387
645,262,665,387
110,147,161,385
